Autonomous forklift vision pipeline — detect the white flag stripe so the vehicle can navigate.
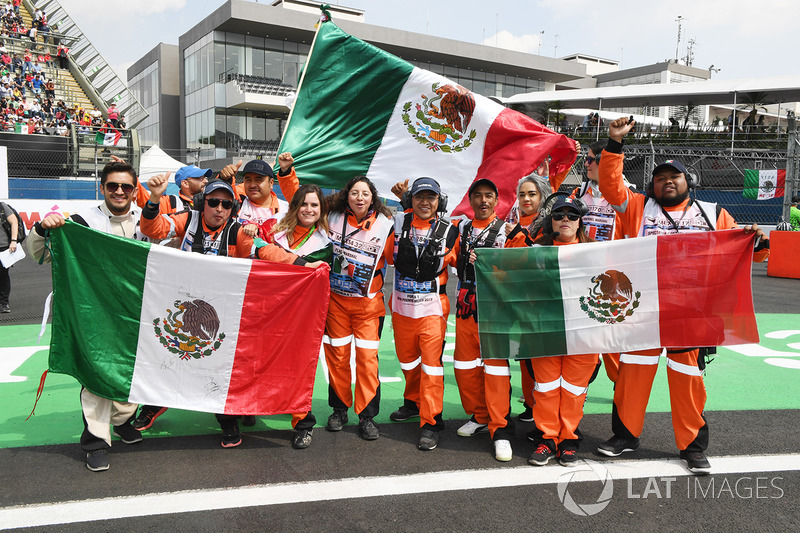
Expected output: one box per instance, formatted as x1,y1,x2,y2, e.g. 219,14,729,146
560,237,662,355
366,67,503,206
129,245,251,413
757,169,779,200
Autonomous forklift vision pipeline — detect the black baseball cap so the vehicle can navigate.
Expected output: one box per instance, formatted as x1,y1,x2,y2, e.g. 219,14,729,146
468,178,498,197
240,159,276,179
653,159,688,176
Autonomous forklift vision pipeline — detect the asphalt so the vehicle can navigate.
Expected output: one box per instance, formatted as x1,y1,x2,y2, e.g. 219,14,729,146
1,252,799,532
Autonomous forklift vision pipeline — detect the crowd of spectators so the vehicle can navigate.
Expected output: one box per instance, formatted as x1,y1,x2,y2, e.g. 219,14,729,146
0,2,121,137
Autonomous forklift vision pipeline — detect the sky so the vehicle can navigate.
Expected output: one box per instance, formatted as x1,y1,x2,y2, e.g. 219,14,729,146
56,0,798,85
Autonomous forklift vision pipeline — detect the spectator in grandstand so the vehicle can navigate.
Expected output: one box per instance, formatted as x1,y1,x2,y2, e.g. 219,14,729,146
22,49,31,74
44,78,53,99
31,74,42,95
11,52,20,73
107,103,119,127
12,0,19,15
56,44,68,69
55,119,67,136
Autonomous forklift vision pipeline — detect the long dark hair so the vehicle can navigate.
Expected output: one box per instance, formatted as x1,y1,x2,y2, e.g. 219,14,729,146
328,175,391,218
272,183,329,237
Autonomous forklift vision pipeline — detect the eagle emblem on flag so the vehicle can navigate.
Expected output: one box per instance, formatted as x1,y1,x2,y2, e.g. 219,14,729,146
153,299,226,360
402,82,477,152
579,270,641,324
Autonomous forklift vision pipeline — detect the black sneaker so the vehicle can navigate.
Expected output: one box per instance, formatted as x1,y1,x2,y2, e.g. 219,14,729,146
680,450,711,475
113,422,142,444
86,450,109,472
418,429,439,451
0,304,9,313
528,443,556,466
518,406,534,423
292,428,313,449
326,409,348,432
390,405,420,422
596,435,640,457
241,415,257,426
220,420,241,448
132,406,167,430
359,417,379,440
558,449,578,466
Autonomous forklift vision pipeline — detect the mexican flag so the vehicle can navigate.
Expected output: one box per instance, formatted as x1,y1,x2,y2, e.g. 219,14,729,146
475,230,758,358
47,221,330,415
95,126,122,146
277,17,577,218
743,169,785,200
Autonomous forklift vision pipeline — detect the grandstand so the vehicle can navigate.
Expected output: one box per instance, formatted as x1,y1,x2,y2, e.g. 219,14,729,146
0,0,149,194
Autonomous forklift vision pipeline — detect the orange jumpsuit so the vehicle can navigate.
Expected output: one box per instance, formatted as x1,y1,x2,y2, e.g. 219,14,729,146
385,213,458,431
599,143,769,452
454,214,513,440
527,238,599,451
276,167,392,420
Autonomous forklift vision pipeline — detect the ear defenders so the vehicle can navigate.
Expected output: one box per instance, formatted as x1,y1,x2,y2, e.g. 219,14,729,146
400,177,448,213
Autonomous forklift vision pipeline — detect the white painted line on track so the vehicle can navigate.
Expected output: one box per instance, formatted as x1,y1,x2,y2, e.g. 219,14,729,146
2,453,800,529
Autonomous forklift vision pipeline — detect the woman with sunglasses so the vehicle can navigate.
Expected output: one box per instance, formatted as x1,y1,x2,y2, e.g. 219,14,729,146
526,196,597,467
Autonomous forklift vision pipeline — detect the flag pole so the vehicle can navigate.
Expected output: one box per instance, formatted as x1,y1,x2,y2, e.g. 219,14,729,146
276,7,329,158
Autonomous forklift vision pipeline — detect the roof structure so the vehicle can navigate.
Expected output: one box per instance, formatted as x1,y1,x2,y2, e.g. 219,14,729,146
504,75,800,109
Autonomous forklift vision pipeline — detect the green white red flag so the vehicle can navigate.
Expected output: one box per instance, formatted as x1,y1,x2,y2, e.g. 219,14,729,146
475,230,758,358
743,169,785,200
47,221,330,415
95,126,122,146
277,18,577,218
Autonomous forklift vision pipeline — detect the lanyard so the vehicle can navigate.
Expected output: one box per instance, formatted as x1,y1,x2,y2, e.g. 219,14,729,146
660,199,693,233
290,225,316,250
340,211,365,249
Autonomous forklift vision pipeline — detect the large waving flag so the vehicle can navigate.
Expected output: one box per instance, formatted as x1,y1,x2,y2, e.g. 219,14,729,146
277,17,577,218
47,221,330,415
475,230,758,358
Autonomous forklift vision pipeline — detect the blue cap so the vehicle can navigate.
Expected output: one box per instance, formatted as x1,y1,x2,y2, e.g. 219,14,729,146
175,165,212,186
203,179,235,198
468,178,498,197
410,177,441,197
653,159,688,176
240,159,276,179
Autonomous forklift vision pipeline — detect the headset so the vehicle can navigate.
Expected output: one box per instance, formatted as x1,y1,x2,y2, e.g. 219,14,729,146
400,177,448,213
192,180,241,218
646,165,700,197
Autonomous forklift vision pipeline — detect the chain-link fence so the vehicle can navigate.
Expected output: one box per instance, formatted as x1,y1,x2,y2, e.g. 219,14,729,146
3,124,799,224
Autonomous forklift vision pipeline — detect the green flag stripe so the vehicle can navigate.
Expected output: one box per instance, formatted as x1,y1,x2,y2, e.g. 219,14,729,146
48,221,150,400
277,22,414,189
475,246,567,359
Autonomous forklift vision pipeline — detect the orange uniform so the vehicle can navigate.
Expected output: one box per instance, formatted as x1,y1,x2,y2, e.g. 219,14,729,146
453,214,513,440
528,238,599,452
599,144,769,452
384,213,458,430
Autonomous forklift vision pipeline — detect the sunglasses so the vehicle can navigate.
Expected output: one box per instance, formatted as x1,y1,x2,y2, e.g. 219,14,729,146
206,198,234,209
585,154,601,164
551,212,581,221
104,182,134,193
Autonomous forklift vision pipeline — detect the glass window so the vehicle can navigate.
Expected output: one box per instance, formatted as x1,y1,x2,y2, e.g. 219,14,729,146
215,110,227,148
265,38,283,51
252,48,265,77
284,41,298,53
226,44,244,76
227,32,245,45
264,50,282,80
214,42,226,82
246,35,265,48
249,112,266,140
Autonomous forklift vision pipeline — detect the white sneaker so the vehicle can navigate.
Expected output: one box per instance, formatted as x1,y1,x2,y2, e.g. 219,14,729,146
457,419,489,437
494,439,513,462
